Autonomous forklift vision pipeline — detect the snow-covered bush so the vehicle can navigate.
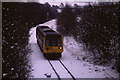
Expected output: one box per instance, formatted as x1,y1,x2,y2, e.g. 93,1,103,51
2,2,58,78
79,2,119,72
57,2,119,73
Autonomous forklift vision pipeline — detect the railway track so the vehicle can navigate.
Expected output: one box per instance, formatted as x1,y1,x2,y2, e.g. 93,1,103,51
47,59,76,80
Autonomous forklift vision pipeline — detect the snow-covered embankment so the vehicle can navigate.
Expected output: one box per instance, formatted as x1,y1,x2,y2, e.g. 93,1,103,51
28,19,119,78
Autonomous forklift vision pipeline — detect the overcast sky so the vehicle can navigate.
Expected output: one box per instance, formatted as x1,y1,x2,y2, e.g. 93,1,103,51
0,0,120,2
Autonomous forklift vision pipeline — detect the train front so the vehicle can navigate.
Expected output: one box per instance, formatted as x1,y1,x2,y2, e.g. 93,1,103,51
43,35,63,59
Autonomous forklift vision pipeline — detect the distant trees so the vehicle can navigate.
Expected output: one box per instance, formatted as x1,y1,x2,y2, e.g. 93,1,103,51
60,3,64,9
57,4,77,36
44,2,58,20
57,2,119,73
51,5,58,19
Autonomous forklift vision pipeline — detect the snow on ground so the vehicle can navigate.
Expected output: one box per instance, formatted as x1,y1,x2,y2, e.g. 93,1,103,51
64,37,86,59
29,19,119,78
63,37,119,78
29,42,57,78
37,19,57,32
29,26,57,78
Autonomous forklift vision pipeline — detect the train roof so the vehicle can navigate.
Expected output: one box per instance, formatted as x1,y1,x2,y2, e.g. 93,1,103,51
41,28,52,31
37,26,61,36
38,26,49,28
44,31,60,35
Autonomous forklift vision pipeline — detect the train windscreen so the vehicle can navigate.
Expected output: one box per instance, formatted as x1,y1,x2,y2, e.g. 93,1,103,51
45,37,62,46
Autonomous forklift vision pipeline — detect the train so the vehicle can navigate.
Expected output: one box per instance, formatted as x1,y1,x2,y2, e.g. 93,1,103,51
36,26,64,59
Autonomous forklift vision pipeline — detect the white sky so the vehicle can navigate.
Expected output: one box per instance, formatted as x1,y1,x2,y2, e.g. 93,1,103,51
29,0,120,3
1,0,120,2
1,0,119,7
0,0,119,7
36,0,120,6
38,0,96,2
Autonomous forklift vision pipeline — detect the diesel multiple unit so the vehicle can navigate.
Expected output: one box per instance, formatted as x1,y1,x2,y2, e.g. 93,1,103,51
36,26,63,59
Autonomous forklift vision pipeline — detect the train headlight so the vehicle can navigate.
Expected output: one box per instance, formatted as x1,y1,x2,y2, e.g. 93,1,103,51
59,47,62,49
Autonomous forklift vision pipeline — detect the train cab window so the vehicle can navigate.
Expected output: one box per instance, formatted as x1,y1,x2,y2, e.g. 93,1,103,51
51,40,57,46
58,40,62,46
45,38,62,46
